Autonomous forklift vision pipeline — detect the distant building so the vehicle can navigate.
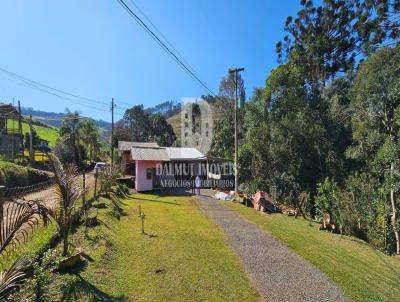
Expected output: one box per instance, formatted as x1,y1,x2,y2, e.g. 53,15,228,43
0,103,23,159
180,100,213,155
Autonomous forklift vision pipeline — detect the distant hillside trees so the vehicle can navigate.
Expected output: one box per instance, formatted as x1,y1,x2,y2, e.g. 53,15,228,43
147,100,181,119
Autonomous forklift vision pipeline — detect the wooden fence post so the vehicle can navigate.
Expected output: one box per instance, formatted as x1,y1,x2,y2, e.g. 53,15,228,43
94,168,98,198
138,204,145,234
82,170,86,205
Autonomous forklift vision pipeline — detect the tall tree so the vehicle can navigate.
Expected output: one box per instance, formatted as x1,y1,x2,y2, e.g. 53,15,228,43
355,0,400,54
209,70,245,157
123,105,151,142
347,46,400,254
59,110,81,165
121,105,176,146
149,114,176,146
276,0,358,90
79,119,100,161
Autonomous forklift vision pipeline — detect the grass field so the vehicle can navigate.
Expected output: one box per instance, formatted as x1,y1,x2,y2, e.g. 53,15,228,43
225,202,400,302
46,193,259,302
7,119,59,147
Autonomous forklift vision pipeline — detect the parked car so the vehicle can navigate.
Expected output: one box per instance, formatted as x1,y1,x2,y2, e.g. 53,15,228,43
93,162,108,172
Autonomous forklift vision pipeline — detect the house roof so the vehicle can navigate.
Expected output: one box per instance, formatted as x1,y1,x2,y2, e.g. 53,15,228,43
165,147,203,160
0,103,21,119
131,146,170,161
124,142,204,161
118,141,159,151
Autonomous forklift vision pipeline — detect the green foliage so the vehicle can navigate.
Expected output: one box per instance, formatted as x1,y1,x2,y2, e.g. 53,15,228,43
314,178,346,233
0,161,50,187
57,110,103,165
276,0,357,90
79,119,101,162
48,154,82,256
209,70,245,158
121,105,176,146
347,46,400,254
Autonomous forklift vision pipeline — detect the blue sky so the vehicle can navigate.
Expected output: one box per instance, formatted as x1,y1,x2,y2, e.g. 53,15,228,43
0,0,301,121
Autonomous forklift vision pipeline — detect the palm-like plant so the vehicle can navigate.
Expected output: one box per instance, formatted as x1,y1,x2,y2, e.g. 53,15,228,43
0,196,49,299
59,110,81,165
48,154,82,256
79,120,100,162
0,257,30,298
0,199,49,255
99,165,120,195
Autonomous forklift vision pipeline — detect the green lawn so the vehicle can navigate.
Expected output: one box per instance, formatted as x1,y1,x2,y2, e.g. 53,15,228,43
225,202,400,302
7,119,59,147
47,193,259,302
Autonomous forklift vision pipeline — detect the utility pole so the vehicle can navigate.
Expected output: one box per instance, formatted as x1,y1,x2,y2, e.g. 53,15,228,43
29,114,34,162
18,101,24,160
229,67,244,196
11,98,15,160
111,98,115,168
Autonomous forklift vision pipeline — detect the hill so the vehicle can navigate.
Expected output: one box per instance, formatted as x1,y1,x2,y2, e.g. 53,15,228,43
7,119,59,147
21,107,111,129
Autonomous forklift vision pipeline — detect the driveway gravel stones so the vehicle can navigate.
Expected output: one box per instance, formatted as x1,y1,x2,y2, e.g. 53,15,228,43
195,193,350,302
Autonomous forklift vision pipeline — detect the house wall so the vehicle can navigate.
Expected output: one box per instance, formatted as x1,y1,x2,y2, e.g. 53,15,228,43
0,134,21,159
135,160,161,191
120,151,130,174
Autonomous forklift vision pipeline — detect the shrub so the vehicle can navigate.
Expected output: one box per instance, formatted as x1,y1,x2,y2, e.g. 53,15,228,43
0,161,50,187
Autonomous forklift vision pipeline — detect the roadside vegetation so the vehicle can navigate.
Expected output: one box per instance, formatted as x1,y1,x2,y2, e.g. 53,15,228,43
0,154,120,301
207,1,400,257
43,193,258,302
0,160,50,187
55,110,105,167
226,202,400,302
1,186,259,301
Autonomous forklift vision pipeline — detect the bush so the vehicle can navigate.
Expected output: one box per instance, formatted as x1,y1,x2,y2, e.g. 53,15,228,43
0,161,50,187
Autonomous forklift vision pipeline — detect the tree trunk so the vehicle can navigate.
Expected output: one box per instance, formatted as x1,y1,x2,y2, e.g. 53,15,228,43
390,162,400,255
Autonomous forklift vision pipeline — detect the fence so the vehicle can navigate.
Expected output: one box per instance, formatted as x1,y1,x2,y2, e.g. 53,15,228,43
3,179,54,199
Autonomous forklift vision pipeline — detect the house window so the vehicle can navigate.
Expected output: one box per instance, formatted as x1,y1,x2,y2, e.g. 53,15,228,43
146,168,152,180
206,131,209,137
185,132,188,137
206,122,209,128
185,122,188,128
185,113,188,119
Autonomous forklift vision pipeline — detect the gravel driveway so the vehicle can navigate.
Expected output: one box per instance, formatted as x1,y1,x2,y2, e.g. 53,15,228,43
195,193,349,302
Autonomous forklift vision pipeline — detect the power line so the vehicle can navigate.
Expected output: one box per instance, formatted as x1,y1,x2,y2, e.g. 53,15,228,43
127,0,201,78
115,0,217,97
0,67,111,112
0,67,110,107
